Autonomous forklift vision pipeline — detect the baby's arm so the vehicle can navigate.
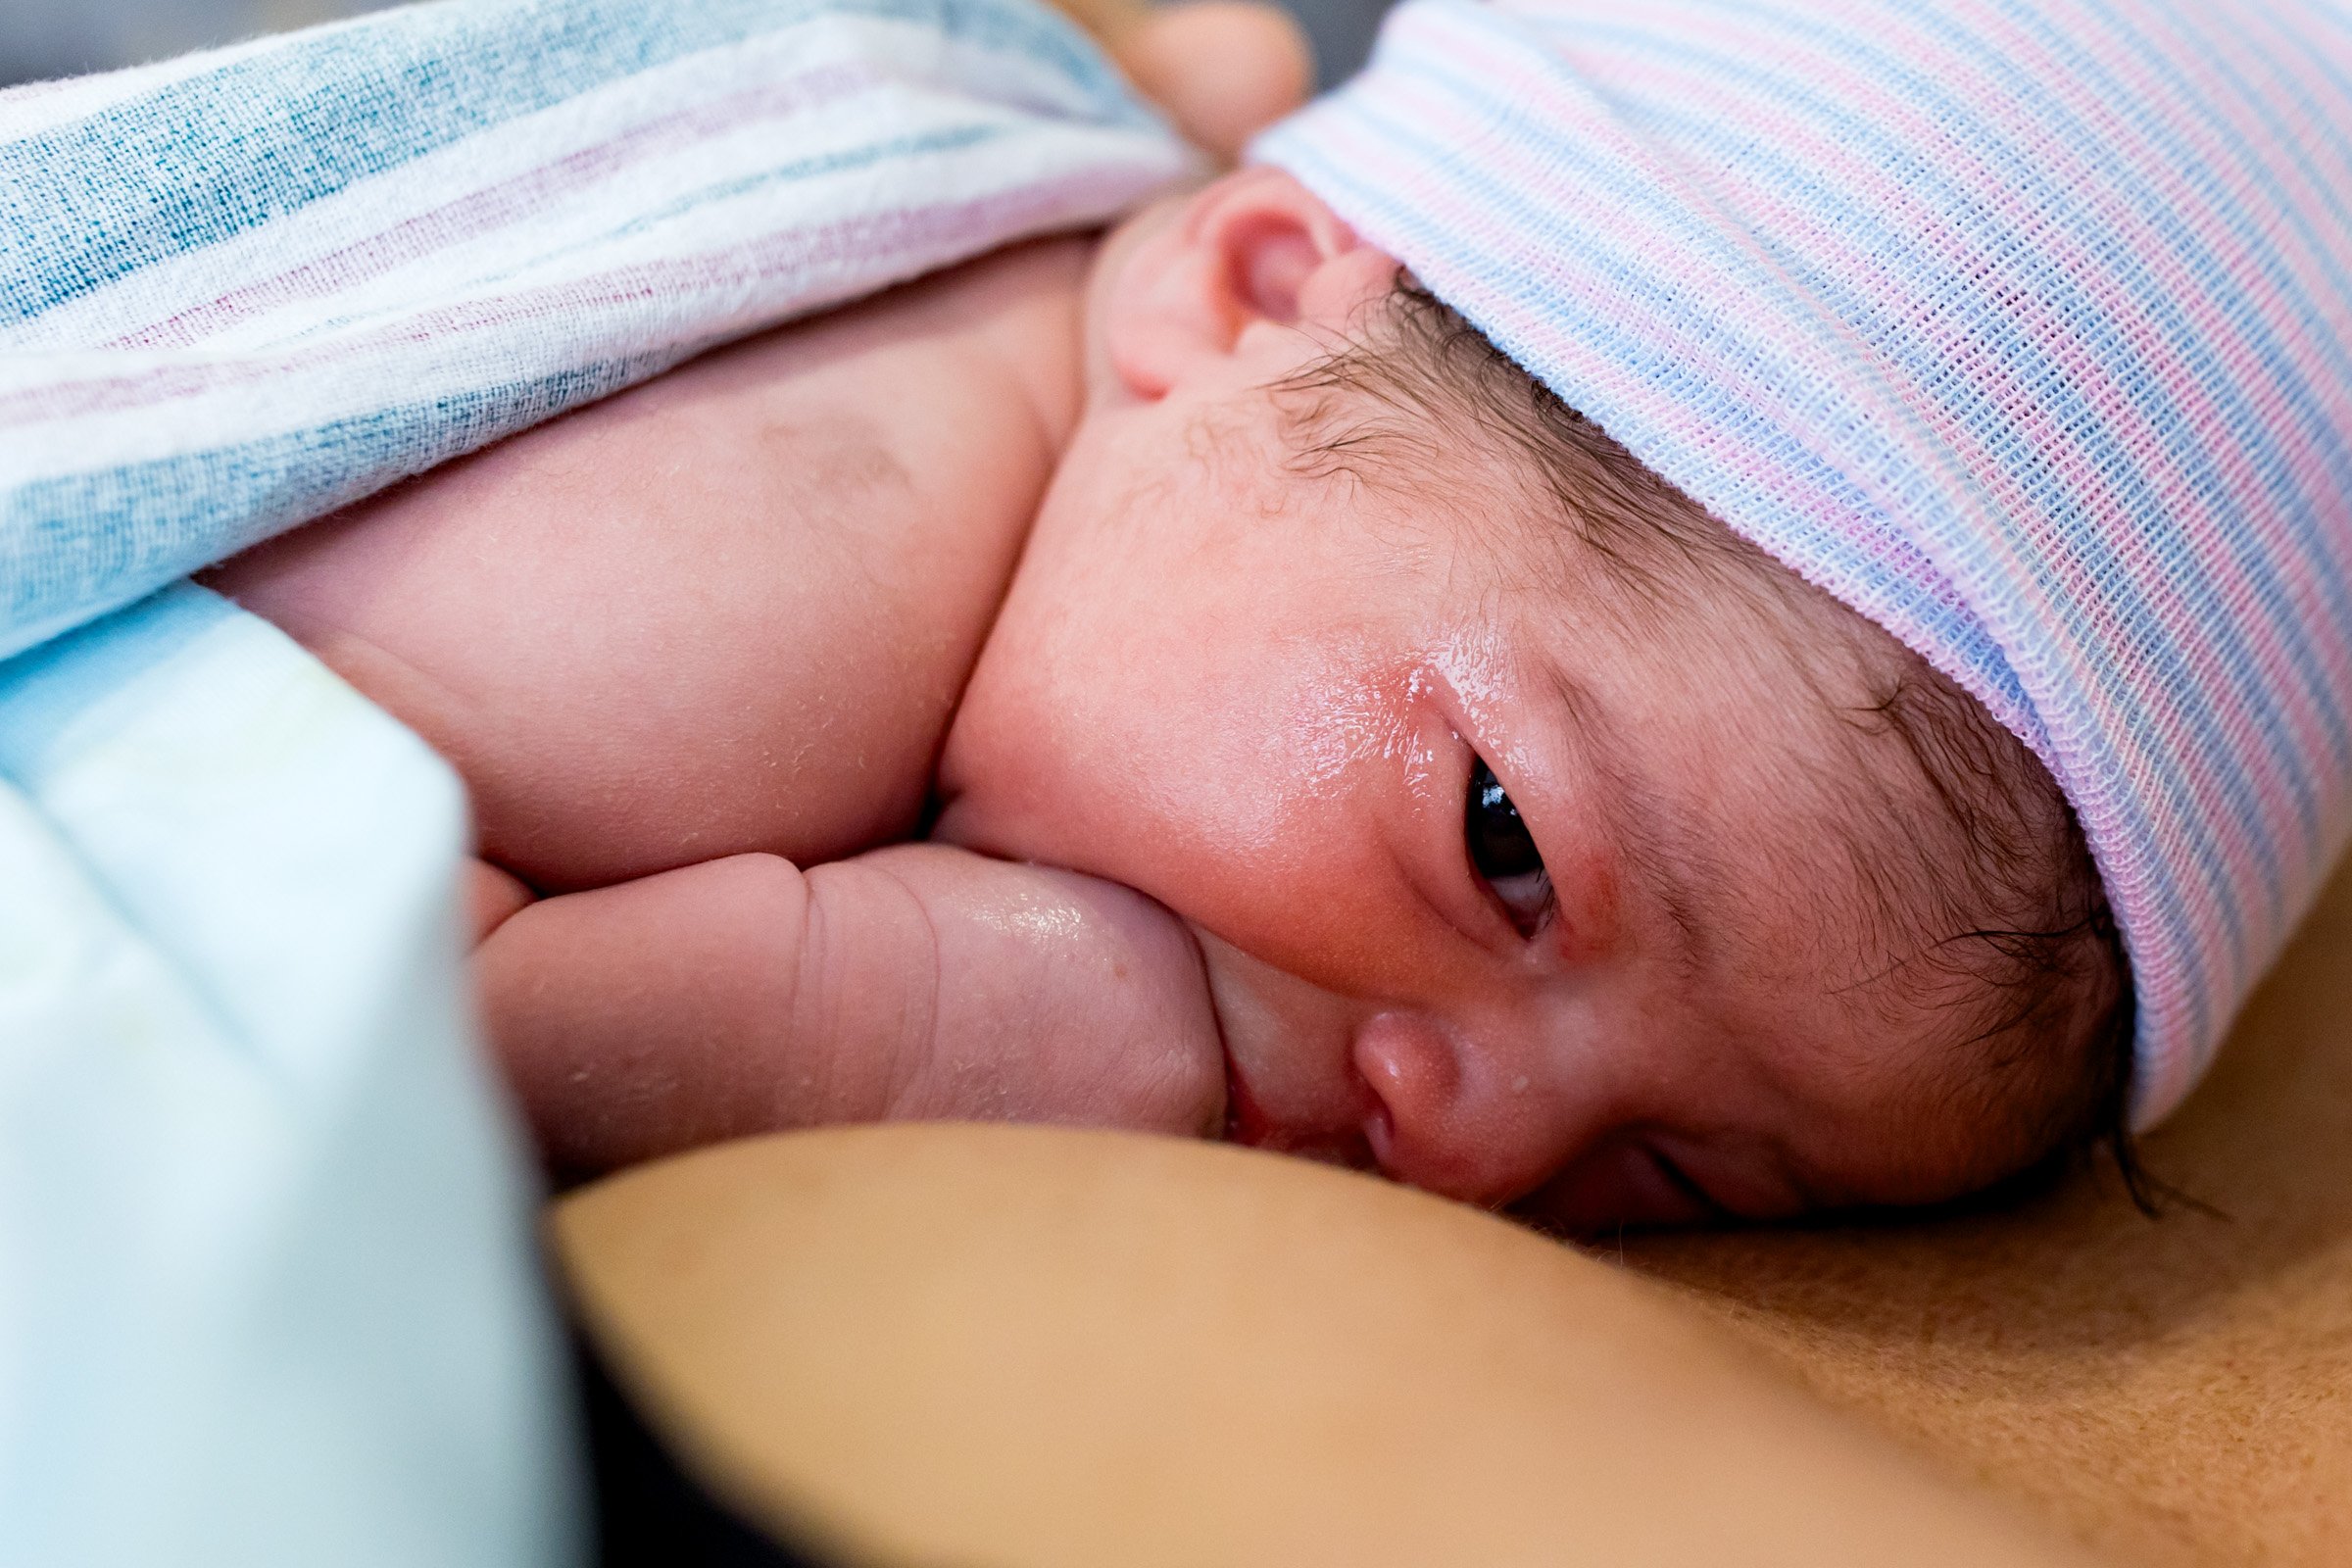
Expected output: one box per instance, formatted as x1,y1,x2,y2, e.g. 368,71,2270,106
476,846,1226,1176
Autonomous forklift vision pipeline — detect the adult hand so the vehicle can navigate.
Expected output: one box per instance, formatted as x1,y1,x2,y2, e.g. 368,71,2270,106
1060,0,1315,163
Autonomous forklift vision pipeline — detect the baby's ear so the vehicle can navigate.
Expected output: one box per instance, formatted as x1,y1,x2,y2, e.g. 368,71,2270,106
1102,168,1400,398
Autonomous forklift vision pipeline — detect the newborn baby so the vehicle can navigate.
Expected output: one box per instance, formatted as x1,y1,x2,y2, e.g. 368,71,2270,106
207,0,2352,1232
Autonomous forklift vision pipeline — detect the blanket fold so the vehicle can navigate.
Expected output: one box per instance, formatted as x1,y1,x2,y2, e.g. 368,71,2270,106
0,0,1192,662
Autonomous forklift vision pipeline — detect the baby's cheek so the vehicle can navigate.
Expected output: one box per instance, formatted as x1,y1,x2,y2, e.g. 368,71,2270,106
943,438,1492,1006
946,655,1432,998
1518,1137,1715,1235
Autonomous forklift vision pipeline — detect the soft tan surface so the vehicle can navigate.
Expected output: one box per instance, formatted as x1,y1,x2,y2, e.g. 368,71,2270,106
1628,853,2352,1566
556,1123,2090,1568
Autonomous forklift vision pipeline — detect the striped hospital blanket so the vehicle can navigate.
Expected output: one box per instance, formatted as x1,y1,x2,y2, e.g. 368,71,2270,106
0,0,1193,662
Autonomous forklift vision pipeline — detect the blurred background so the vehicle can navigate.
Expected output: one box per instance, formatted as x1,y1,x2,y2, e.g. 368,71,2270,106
0,0,1394,90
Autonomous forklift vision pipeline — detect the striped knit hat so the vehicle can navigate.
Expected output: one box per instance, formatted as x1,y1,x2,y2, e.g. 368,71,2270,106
1257,0,2352,1128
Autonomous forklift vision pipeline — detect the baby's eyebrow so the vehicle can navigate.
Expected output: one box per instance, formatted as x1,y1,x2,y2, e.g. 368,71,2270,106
1544,667,1711,975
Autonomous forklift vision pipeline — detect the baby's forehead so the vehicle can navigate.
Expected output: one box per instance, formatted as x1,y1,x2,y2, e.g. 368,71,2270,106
1267,301,1803,616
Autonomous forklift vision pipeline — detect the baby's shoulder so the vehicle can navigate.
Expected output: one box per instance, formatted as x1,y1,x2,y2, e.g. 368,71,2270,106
694,233,1093,463
210,236,1097,891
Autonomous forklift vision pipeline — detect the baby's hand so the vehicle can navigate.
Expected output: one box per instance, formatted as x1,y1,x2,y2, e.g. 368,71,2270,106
477,846,1226,1178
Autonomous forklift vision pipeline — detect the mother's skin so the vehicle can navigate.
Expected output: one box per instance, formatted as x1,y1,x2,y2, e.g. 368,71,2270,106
557,1123,2096,1568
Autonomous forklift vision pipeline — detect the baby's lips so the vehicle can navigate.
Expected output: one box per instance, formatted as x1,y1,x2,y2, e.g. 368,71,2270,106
1221,1055,1378,1171
1222,1053,1277,1146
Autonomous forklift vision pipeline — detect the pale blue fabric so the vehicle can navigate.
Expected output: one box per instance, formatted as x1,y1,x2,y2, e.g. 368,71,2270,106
0,585,576,1568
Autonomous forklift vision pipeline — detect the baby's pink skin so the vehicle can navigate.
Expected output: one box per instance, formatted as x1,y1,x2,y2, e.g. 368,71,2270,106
936,171,2034,1230
212,167,2028,1227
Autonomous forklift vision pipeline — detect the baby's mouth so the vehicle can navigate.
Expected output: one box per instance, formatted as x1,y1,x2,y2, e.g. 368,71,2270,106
1221,1049,1380,1171
1222,1051,1278,1146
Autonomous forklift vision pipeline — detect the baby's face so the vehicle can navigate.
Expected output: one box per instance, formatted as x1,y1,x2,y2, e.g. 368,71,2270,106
937,173,2070,1228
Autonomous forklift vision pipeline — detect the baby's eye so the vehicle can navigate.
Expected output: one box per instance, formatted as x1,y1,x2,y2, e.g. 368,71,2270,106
1465,756,1553,936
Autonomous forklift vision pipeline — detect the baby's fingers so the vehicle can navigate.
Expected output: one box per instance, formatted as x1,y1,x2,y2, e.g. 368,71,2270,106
479,847,1225,1181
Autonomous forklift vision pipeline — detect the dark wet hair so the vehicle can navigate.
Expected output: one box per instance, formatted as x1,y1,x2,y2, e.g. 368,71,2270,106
1271,277,2146,1208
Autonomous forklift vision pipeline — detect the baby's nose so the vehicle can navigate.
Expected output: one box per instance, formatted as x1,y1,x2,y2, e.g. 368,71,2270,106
1350,1011,1586,1207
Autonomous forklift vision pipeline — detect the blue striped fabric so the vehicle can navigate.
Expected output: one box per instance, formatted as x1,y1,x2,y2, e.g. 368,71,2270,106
0,0,1192,663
